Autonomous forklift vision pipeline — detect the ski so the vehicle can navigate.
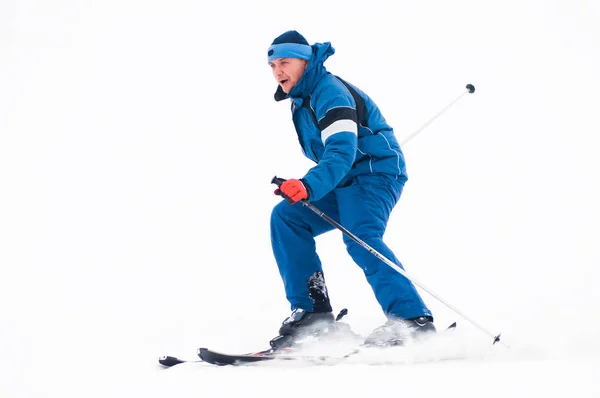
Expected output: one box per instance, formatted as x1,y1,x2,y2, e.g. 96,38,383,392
197,347,353,366
159,349,351,367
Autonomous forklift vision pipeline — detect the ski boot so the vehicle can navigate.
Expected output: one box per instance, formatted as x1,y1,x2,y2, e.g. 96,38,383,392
364,316,437,347
269,308,334,349
269,308,357,350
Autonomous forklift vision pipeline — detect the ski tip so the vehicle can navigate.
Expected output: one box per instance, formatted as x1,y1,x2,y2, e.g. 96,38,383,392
447,322,457,330
197,348,211,360
158,355,185,367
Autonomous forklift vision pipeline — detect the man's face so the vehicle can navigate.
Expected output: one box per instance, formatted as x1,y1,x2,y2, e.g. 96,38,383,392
269,58,308,94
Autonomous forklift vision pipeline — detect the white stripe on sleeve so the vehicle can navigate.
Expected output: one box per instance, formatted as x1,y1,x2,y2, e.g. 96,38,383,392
321,119,358,143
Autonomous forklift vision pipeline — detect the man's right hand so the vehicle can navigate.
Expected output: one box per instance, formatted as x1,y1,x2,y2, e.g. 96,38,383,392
275,179,308,204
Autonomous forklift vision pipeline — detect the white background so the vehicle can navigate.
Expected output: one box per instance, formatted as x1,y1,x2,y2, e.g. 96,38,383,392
1,0,599,396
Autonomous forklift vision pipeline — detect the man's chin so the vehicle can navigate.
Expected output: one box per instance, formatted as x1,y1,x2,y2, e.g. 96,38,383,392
281,81,298,93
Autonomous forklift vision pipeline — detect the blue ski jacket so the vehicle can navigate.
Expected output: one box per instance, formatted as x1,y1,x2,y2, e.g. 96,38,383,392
274,42,408,201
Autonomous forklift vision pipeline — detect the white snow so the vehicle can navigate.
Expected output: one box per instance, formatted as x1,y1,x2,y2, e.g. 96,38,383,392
1,1,599,397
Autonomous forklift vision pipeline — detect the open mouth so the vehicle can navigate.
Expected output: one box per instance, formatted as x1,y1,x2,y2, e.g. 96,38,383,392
279,79,289,85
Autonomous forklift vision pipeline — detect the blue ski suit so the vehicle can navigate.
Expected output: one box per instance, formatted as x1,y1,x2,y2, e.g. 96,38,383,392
271,42,432,320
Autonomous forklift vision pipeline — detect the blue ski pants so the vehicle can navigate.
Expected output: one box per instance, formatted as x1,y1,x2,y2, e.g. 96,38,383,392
270,174,432,320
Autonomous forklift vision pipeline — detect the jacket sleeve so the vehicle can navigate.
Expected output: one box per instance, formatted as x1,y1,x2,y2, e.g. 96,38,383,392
301,94,358,201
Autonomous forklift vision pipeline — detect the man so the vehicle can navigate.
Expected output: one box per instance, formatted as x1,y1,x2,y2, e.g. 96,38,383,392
268,30,435,347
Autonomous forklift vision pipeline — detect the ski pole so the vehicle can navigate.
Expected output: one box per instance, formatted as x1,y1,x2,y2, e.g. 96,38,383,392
400,84,475,146
272,179,504,346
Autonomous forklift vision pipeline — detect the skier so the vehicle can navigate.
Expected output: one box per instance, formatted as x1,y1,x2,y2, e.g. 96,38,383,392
268,31,436,347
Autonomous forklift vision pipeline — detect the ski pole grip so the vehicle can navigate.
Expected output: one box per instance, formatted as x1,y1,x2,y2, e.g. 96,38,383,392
271,176,286,187
271,176,294,204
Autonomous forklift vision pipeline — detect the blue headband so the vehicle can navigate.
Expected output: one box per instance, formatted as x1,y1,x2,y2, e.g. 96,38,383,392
267,43,313,63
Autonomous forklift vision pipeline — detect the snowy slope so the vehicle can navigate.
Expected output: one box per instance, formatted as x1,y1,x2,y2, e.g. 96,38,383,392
1,1,599,397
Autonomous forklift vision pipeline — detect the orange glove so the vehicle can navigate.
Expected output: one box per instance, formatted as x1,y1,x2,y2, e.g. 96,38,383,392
277,179,308,204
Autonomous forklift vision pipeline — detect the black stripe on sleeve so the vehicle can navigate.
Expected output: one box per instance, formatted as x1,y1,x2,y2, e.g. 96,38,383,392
317,107,358,131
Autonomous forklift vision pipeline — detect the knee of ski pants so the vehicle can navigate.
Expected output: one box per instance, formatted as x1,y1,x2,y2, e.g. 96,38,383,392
270,200,314,242
270,196,337,238
270,201,292,243
270,200,301,231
